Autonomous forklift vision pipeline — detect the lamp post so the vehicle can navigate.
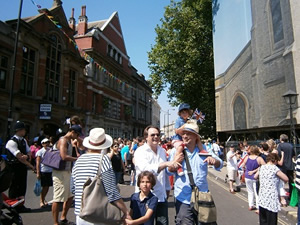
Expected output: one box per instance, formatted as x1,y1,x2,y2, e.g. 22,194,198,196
6,0,24,141
161,109,174,138
167,109,175,138
282,90,298,156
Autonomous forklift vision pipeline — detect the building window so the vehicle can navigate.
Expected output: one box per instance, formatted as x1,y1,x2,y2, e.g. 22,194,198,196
108,45,112,57
270,0,283,44
92,93,97,113
68,70,76,107
132,105,136,118
233,96,247,130
139,106,145,120
103,97,121,119
45,35,61,102
20,46,35,96
113,49,117,60
117,53,122,64
0,55,8,89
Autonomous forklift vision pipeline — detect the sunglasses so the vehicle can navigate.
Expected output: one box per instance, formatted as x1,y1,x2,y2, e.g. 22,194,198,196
150,133,160,137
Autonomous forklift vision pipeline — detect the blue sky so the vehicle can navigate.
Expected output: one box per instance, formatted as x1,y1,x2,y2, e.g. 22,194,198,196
2,0,252,128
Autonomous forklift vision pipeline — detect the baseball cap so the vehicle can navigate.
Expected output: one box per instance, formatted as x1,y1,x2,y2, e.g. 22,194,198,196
70,124,82,135
178,103,190,112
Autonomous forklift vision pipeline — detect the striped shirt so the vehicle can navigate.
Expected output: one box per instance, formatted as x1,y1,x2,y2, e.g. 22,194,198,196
71,153,121,215
295,154,300,190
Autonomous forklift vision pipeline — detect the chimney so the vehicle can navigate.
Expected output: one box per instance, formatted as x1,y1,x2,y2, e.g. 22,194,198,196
52,0,62,7
77,5,88,35
69,8,76,31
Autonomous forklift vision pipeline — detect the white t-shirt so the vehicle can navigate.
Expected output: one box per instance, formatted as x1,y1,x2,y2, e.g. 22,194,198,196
212,143,220,155
36,147,53,173
226,150,238,170
134,143,170,202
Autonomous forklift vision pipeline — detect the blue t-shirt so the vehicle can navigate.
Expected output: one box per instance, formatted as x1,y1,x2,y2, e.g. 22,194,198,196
130,191,158,225
172,116,186,141
132,143,138,151
121,145,129,162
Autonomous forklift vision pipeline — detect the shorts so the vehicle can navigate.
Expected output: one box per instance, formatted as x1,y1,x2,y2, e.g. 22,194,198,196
227,169,238,181
40,172,53,187
52,170,73,202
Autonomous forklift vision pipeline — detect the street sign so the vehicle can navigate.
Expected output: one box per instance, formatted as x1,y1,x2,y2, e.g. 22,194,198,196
39,104,52,119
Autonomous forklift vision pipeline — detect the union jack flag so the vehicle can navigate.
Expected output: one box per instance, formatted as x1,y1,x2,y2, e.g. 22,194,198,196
192,108,205,124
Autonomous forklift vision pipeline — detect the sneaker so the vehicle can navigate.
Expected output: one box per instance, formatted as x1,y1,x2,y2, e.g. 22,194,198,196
177,167,184,176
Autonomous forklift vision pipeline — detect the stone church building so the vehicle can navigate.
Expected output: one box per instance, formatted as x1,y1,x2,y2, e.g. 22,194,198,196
215,0,300,141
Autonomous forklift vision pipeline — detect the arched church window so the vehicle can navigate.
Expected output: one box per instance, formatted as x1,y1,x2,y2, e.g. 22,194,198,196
270,0,283,43
234,96,247,130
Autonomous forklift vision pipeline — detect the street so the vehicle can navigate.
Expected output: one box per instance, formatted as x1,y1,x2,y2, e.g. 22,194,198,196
4,171,295,225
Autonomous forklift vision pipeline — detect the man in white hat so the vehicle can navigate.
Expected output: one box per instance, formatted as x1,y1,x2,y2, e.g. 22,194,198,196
168,121,222,225
134,125,183,225
71,128,130,224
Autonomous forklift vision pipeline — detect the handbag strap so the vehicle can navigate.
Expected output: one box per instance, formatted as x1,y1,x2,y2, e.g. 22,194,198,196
183,149,196,188
97,153,105,176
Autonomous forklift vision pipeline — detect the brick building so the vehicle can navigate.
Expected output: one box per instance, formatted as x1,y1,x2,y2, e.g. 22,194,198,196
0,0,153,141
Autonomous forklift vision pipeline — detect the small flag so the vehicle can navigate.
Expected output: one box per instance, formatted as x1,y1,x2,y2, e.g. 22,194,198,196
192,108,205,124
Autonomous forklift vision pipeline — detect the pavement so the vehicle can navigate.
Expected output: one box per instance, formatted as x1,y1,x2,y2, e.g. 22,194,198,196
207,164,298,223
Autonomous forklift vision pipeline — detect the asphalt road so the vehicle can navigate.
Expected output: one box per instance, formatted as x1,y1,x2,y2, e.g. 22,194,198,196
2,171,295,225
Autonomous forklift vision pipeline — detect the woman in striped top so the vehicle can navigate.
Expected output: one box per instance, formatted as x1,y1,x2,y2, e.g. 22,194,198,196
71,128,130,225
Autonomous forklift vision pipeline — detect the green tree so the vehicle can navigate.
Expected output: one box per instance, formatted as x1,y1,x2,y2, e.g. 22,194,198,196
148,0,217,138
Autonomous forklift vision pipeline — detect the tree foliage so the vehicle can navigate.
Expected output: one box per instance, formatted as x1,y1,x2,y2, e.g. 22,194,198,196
148,0,217,138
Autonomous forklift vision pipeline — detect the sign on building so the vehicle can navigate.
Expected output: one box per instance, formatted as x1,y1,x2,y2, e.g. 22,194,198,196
39,104,52,119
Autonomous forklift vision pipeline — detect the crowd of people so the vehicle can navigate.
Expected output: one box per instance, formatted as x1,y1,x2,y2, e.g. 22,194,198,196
1,107,300,225
222,135,300,225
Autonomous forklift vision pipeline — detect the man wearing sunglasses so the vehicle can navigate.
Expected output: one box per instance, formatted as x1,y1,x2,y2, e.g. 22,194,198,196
134,125,183,225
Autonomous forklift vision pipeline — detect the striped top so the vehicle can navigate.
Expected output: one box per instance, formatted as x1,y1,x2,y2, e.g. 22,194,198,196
71,153,121,215
295,154,300,190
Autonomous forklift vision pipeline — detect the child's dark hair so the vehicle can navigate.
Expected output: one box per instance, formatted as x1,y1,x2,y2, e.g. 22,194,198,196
266,153,280,163
137,171,156,190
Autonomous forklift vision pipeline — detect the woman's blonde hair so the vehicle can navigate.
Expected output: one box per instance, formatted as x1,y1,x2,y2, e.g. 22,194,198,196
266,139,276,150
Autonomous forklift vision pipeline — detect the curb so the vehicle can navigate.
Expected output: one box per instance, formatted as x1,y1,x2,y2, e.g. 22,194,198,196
207,170,298,224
